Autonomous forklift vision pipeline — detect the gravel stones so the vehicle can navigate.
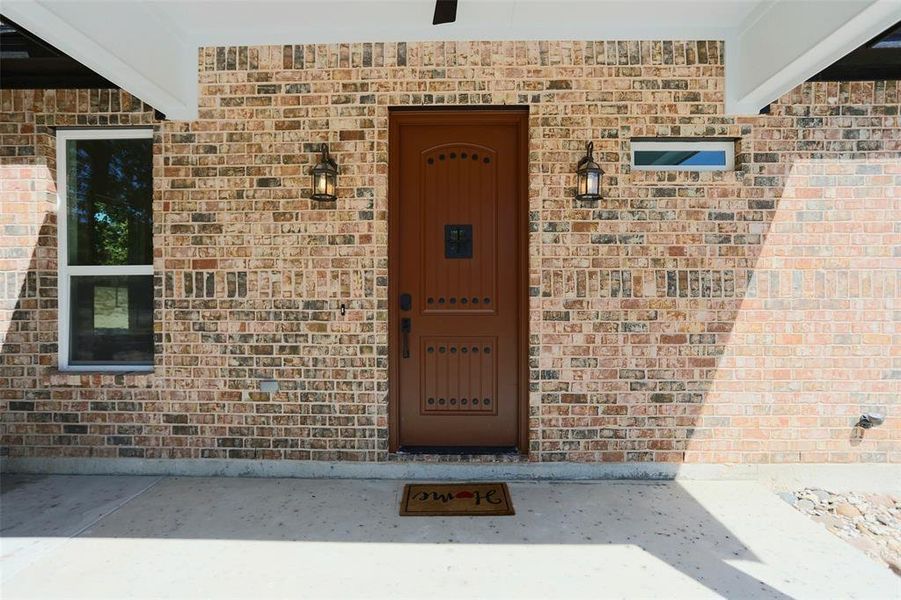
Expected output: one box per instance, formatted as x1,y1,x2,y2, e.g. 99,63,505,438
797,499,816,512
835,502,862,518
787,488,901,576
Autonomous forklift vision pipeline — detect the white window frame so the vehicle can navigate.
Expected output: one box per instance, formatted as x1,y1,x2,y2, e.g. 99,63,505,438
631,140,735,172
57,128,154,372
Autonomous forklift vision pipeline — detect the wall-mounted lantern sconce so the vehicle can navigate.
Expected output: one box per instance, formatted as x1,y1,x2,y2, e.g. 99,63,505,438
575,141,603,201
311,143,338,201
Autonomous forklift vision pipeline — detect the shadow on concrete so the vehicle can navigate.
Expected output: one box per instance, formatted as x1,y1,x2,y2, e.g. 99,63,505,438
1,474,796,598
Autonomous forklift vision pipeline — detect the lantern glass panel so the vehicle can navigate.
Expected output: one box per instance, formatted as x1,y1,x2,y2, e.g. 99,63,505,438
587,170,599,195
314,172,327,197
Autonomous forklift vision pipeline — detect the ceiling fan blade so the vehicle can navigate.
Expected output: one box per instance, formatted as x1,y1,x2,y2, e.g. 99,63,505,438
433,0,458,25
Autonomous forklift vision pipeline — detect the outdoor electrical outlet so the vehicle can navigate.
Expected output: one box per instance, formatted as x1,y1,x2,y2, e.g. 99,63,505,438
260,379,279,393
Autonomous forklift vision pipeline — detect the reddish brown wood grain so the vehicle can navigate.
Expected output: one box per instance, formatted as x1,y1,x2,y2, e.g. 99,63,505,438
388,109,528,451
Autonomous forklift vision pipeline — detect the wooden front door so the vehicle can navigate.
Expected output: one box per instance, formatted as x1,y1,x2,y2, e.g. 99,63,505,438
389,109,528,452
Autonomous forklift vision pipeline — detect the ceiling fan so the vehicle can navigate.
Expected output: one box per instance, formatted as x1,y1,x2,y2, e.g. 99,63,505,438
433,0,458,25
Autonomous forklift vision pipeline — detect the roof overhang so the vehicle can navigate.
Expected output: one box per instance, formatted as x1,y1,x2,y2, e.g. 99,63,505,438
0,17,116,89
2,0,197,120
726,0,901,114
1,0,899,121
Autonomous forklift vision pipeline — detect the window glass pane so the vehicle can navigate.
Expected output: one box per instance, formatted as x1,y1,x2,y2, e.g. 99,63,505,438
633,150,726,167
70,275,153,365
66,137,152,266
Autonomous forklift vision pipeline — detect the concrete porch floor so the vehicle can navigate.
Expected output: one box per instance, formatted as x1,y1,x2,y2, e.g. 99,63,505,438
1,475,897,599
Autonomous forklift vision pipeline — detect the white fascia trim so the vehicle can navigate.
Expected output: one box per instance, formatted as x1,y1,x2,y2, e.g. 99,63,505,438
726,0,901,115
196,25,732,48
1,1,198,121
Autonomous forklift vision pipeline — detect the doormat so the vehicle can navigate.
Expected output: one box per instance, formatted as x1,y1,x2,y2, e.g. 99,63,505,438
400,483,514,516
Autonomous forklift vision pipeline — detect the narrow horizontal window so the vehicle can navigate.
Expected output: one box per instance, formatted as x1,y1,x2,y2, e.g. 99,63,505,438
631,140,735,172
57,129,154,371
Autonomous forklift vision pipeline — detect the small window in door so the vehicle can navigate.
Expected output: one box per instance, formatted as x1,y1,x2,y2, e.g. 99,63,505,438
444,224,473,259
631,140,735,171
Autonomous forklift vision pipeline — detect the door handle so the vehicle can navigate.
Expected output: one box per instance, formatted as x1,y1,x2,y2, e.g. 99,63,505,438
401,318,411,359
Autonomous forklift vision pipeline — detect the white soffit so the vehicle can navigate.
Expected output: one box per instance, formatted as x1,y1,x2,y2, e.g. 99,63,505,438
2,0,197,120
726,0,901,114
148,1,762,46
1,0,898,120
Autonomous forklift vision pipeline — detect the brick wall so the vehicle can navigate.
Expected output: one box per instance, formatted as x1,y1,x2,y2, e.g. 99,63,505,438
1,41,898,464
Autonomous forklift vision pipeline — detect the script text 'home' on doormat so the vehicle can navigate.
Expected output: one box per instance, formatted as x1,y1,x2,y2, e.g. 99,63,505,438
400,483,515,516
